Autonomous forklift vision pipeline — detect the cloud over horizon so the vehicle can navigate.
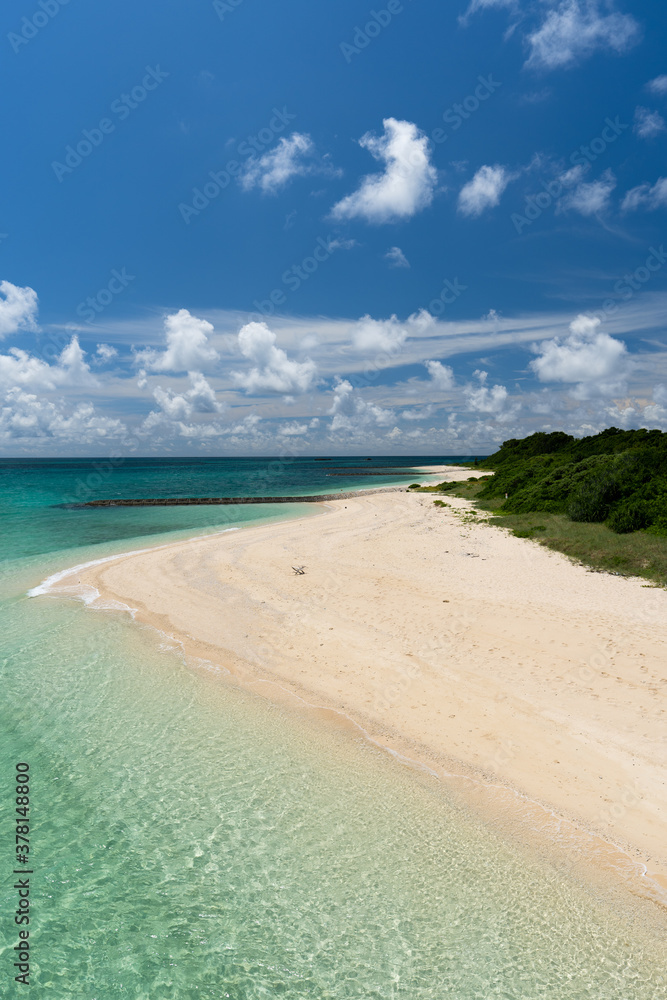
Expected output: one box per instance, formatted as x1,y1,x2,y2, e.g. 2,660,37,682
232,321,319,395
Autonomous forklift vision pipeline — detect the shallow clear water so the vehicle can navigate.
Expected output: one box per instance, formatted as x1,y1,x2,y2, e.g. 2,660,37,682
0,455,450,561
1,458,666,997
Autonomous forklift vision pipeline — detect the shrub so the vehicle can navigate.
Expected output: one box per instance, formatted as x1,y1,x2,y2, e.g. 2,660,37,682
606,503,650,534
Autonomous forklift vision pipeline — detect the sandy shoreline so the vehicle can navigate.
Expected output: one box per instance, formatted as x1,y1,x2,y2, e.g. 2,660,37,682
41,467,667,903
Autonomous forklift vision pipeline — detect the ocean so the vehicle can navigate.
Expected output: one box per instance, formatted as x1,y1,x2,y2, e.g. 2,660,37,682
1,457,666,998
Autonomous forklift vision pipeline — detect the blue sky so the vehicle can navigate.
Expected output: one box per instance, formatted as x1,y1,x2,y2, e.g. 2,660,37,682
2,0,667,454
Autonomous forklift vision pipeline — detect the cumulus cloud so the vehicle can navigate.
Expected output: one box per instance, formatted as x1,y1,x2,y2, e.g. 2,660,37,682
643,384,667,426
0,336,97,392
464,370,514,417
330,118,437,224
384,246,410,268
278,421,311,436
95,343,118,362
0,280,39,338
458,165,512,217
350,309,433,354
351,316,406,354
328,378,394,433
557,168,615,215
145,372,226,428
0,388,125,444
232,322,318,394
424,360,455,390
135,309,219,373
525,1,640,71
240,133,340,194
621,176,667,212
633,106,666,139
530,314,630,396
646,74,667,96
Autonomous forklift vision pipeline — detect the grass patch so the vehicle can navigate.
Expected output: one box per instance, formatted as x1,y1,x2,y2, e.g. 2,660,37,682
411,475,667,585
489,511,667,585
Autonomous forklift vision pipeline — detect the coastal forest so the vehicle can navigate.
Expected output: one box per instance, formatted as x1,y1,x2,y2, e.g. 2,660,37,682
478,427,667,536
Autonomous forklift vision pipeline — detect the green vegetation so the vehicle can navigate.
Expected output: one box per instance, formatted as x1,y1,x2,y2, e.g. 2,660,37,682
408,428,667,585
477,427,667,536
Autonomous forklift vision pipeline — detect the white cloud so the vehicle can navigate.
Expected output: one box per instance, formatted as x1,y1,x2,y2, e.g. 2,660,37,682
135,309,219,373
225,413,262,437
402,404,435,421
326,238,358,252
646,75,667,96
0,280,39,338
424,360,455,390
384,246,410,269
557,168,615,215
232,321,318,394
351,316,406,354
0,336,97,392
240,133,340,194
278,421,310,436
530,314,630,396
458,165,511,217
634,106,666,139
95,343,118,362
330,118,437,224
460,0,516,25
350,309,433,354
621,177,667,212
643,384,667,426
328,378,394,433
145,372,225,427
58,337,98,386
525,1,640,71
465,370,513,417
186,371,225,412
0,388,125,444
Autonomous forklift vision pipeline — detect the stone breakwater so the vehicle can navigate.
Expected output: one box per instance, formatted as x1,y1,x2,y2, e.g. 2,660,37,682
80,487,407,507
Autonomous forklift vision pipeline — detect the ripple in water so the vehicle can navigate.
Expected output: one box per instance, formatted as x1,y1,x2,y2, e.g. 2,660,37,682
1,596,666,999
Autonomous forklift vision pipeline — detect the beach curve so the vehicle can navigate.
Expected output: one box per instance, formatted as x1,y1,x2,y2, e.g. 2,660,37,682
31,467,667,905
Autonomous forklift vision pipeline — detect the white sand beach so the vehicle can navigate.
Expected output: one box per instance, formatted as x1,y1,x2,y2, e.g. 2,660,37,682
56,468,667,899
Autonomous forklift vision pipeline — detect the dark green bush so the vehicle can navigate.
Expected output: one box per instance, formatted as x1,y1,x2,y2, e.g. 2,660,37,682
479,428,667,534
606,503,650,534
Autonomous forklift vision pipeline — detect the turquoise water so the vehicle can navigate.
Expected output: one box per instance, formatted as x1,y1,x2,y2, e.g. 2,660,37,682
1,458,666,997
